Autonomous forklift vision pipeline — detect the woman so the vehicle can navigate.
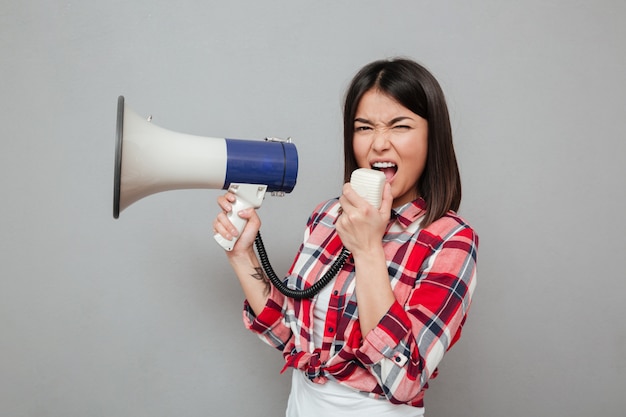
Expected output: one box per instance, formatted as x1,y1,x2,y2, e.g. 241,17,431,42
213,58,478,416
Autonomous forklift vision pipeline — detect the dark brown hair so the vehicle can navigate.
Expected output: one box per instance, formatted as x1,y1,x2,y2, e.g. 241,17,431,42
343,58,461,227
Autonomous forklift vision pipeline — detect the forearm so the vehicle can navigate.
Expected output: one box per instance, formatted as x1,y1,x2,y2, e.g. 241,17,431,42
353,246,396,336
356,222,479,403
227,248,271,316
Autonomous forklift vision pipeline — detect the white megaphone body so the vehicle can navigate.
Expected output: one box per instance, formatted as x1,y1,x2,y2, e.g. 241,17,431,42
113,96,298,251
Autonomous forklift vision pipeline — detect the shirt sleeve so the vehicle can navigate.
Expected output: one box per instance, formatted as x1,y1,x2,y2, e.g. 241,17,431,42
355,220,478,404
242,284,292,351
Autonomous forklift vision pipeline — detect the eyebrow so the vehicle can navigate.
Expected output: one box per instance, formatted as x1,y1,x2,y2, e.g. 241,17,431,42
354,116,414,125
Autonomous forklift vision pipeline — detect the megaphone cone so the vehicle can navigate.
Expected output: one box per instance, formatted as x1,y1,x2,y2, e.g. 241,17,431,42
113,96,298,220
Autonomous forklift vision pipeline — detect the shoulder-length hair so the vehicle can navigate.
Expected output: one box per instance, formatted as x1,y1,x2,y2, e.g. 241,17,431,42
343,58,461,228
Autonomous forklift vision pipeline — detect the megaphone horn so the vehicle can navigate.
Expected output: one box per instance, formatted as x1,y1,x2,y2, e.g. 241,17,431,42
113,96,298,250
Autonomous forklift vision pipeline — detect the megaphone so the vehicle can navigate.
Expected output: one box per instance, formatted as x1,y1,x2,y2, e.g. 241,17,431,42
113,96,298,251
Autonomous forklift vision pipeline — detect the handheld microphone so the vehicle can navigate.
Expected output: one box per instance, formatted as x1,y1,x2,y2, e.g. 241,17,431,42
349,168,386,209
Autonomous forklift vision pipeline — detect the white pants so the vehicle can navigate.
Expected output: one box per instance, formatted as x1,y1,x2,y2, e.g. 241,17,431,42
286,370,425,417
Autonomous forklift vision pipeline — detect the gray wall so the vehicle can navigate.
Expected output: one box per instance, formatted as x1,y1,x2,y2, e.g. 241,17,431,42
1,1,625,416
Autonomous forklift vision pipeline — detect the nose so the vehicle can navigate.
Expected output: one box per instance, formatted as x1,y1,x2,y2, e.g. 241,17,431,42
371,127,391,152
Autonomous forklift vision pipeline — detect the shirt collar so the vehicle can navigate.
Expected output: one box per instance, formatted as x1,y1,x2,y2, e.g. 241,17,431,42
391,198,426,228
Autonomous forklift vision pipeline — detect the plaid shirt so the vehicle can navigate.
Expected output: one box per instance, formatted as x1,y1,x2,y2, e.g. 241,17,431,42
243,197,478,408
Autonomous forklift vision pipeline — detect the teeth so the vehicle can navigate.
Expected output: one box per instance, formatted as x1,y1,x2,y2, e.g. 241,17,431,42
372,162,396,169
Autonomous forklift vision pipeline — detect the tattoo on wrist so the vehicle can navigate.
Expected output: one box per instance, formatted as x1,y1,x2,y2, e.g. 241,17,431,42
252,267,271,295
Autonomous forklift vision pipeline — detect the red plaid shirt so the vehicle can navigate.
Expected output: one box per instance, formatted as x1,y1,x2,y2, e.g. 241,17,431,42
243,197,478,408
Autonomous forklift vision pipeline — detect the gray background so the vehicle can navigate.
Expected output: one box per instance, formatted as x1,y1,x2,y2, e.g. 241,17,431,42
1,1,625,416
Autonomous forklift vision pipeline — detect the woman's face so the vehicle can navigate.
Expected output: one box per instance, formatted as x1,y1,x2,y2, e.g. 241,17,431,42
352,89,428,207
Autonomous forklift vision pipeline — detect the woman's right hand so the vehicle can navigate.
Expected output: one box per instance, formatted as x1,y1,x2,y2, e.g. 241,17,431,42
213,192,262,255
213,192,269,315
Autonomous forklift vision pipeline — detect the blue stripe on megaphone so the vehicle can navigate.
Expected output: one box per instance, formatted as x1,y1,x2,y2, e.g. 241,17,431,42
223,139,298,193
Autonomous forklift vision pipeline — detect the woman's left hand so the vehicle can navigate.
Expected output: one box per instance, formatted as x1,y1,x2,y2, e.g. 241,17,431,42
336,182,393,255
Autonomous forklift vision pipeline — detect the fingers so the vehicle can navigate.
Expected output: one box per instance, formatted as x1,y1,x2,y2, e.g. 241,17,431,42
339,182,384,214
338,183,359,214
214,192,239,240
216,192,236,213
213,211,237,241
336,181,391,238
337,184,369,230
213,191,262,252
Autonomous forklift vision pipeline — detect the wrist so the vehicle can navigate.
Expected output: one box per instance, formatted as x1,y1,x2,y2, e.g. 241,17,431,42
227,246,259,267
352,243,385,262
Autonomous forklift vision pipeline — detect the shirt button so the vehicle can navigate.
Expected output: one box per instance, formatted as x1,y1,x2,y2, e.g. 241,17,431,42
328,327,334,333
333,290,338,295
395,356,402,362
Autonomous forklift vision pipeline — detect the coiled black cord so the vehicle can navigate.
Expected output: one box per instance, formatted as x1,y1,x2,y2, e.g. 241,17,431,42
254,231,350,299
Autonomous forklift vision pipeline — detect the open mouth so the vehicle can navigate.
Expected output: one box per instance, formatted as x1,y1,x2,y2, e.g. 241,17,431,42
372,161,397,182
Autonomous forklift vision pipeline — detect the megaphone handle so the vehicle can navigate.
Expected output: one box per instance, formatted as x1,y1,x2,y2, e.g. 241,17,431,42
214,183,268,251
